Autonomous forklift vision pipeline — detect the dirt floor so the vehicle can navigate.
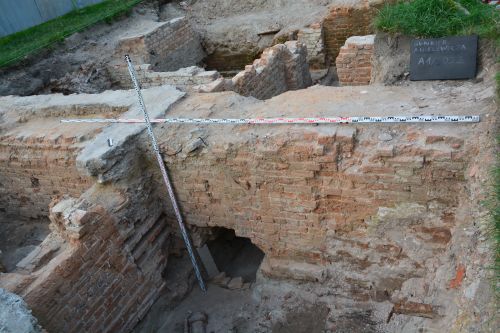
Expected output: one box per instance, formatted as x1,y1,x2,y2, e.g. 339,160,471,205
0,215,50,272
134,254,334,333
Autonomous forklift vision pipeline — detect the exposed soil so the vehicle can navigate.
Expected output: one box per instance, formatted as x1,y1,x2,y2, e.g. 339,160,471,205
0,0,353,96
0,215,50,272
0,0,162,97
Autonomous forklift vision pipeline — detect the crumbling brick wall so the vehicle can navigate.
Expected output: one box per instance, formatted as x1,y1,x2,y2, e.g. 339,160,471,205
297,23,326,69
109,16,205,87
231,41,312,99
0,132,92,219
0,182,170,332
336,35,374,85
158,127,468,266
323,1,380,62
110,64,220,90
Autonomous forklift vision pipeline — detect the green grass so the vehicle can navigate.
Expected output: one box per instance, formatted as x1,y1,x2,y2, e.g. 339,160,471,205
0,0,144,68
375,0,500,39
376,0,500,297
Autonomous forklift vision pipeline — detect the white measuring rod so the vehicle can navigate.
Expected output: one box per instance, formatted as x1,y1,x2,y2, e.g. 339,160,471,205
61,115,480,124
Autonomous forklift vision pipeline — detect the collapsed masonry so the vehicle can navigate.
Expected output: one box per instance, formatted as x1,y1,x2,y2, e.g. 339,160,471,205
0,1,498,332
0,48,498,330
103,0,383,96
109,17,313,100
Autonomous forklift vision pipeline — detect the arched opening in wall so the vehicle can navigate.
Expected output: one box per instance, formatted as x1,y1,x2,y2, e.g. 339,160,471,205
133,227,265,332
205,227,264,282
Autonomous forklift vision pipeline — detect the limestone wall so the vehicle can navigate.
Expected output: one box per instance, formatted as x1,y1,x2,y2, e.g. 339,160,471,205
336,35,374,85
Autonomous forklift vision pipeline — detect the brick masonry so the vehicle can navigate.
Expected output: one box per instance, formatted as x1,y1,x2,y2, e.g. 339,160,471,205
158,126,469,267
230,41,312,100
323,1,382,62
0,126,95,219
0,189,170,333
297,23,326,70
336,35,375,85
109,16,205,86
111,64,220,91
0,57,495,331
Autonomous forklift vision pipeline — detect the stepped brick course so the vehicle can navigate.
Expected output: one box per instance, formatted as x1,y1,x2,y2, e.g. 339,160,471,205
231,41,312,99
336,35,375,85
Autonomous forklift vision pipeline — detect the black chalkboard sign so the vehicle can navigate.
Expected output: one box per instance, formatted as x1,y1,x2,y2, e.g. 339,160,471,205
410,35,478,80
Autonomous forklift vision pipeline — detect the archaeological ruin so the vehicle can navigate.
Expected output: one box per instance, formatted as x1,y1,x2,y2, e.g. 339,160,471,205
0,1,498,332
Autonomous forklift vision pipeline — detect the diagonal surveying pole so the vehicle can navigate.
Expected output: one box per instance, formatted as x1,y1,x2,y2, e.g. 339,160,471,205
125,55,206,292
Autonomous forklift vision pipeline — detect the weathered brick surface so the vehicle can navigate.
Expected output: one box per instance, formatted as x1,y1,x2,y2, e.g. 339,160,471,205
336,35,374,85
111,64,220,90
0,134,92,219
231,41,312,99
323,1,381,61
298,23,326,69
156,126,469,267
109,16,205,85
0,186,170,333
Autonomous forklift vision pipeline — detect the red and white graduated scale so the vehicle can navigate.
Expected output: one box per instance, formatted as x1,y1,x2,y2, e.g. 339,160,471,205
61,115,480,124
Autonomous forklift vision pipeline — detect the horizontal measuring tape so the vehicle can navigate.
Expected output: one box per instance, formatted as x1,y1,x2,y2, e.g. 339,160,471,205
61,115,480,124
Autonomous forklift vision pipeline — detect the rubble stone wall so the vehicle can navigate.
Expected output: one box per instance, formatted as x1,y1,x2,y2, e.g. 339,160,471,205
336,35,375,85
231,41,312,99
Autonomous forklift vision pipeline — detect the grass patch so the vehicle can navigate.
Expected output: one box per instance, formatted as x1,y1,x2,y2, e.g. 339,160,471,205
376,0,500,297
375,0,500,39
0,0,143,68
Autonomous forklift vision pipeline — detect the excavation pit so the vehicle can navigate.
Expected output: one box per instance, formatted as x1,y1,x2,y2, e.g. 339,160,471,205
0,215,50,273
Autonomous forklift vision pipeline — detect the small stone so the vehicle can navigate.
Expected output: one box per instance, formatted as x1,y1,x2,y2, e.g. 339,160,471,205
378,132,393,141
227,277,244,290
211,272,226,284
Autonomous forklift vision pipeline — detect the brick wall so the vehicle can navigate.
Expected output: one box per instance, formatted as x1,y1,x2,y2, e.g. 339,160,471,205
110,16,205,85
297,23,326,70
336,35,374,85
0,133,92,219
110,64,220,90
231,41,312,100
323,1,379,62
156,126,469,268
1,181,171,332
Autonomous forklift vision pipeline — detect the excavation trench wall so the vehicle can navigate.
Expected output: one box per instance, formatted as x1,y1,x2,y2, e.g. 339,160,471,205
0,70,496,331
0,103,124,219
0,87,185,332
